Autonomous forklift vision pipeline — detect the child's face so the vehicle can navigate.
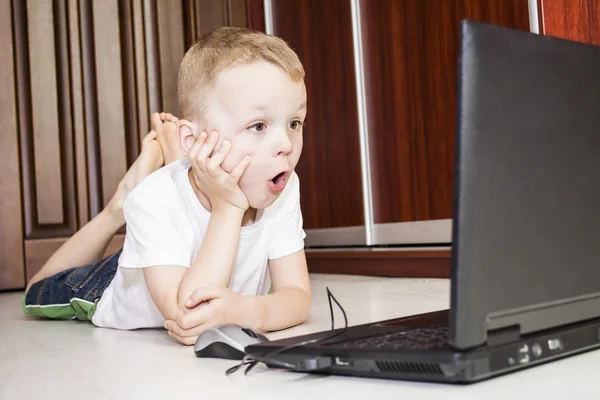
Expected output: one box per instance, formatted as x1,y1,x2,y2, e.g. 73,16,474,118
200,60,307,209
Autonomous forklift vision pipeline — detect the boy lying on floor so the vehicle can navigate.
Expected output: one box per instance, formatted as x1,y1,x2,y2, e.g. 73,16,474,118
24,27,311,345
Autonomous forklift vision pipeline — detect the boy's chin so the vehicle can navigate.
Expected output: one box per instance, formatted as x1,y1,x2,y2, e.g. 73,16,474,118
247,192,279,210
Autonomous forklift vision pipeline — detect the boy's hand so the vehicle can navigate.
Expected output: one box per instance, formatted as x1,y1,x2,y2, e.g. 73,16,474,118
164,287,249,346
188,130,251,213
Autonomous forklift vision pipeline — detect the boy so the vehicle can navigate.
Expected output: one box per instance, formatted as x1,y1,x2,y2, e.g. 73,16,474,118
23,27,312,346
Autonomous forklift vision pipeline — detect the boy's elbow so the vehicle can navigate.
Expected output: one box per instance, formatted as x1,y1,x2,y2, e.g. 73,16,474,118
176,284,192,311
298,288,312,323
143,265,187,322
159,291,181,322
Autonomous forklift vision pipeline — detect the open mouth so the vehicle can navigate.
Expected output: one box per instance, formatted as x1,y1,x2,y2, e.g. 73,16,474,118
271,172,285,184
268,171,288,193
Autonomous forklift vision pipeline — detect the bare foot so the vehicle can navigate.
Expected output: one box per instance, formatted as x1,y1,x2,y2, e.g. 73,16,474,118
107,130,164,219
153,112,185,165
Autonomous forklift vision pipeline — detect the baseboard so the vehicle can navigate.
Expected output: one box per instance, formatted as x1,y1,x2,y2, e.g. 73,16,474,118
305,247,452,278
24,235,125,283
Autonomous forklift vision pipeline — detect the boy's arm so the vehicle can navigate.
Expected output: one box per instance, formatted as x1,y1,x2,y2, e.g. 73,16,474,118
143,131,249,321
143,207,244,320
164,249,312,345
250,249,312,331
176,206,244,305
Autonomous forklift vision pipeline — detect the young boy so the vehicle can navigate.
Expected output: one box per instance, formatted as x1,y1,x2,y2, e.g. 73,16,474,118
23,27,311,346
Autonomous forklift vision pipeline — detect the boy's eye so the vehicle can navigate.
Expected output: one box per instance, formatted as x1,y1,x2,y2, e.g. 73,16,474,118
290,120,303,130
248,122,267,132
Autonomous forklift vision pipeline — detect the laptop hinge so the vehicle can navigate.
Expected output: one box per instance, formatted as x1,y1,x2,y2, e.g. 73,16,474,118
487,325,520,347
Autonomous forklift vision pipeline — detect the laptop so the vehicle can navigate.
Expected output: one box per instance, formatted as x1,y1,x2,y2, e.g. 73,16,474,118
245,20,600,383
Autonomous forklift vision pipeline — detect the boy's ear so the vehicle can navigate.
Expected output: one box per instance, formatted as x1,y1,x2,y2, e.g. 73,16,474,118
176,119,198,156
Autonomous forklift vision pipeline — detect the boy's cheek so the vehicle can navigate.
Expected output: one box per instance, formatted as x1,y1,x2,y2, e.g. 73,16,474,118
221,137,256,172
220,146,249,173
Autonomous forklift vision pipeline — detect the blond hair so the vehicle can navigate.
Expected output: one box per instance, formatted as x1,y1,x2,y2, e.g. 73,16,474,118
177,27,305,120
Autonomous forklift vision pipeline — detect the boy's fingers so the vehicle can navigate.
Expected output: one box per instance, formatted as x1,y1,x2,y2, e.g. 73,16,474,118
187,131,206,161
166,321,209,338
196,131,218,166
186,287,222,308
168,330,198,346
206,140,230,174
176,305,213,330
229,155,251,182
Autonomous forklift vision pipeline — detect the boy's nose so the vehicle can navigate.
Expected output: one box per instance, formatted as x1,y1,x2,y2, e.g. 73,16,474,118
275,131,293,156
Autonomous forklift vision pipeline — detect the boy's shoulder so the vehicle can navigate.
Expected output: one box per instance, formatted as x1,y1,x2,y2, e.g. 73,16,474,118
123,159,190,211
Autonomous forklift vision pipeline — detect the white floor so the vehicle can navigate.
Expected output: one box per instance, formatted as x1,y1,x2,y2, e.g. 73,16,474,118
3,274,599,399
0,274,450,399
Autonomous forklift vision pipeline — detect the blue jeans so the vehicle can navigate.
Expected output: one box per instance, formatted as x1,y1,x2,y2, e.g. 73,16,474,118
23,249,122,320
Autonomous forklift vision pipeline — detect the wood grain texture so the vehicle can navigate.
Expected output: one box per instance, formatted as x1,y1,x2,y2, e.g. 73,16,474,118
143,0,162,115
53,0,78,235
246,0,265,32
68,0,90,228
306,248,451,278
119,0,141,168
12,0,35,237
156,0,185,114
24,235,126,282
0,0,25,290
361,0,530,224
79,0,103,219
196,0,227,37
93,0,128,209
183,0,251,46
538,0,600,45
227,0,247,27
181,0,197,50
13,0,77,239
133,0,150,144
27,0,63,225
270,0,365,229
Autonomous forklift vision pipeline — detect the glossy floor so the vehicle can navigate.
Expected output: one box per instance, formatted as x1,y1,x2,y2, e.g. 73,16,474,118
1,274,598,399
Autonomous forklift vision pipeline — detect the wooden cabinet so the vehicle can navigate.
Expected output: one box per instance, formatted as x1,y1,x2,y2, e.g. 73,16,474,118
362,0,530,245
0,0,248,290
268,0,366,232
363,0,530,225
3,0,598,289
250,0,531,247
538,0,600,45
0,0,25,290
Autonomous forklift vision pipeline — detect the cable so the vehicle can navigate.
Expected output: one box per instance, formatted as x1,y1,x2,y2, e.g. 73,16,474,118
225,287,348,376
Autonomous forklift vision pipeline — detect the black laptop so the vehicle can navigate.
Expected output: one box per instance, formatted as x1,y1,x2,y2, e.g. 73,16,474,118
245,20,600,383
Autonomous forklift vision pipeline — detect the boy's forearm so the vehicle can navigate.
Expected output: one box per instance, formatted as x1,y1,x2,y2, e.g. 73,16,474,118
177,207,244,307
242,287,312,332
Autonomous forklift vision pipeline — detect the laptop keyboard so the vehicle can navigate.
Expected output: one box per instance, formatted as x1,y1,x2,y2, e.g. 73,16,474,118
329,325,449,351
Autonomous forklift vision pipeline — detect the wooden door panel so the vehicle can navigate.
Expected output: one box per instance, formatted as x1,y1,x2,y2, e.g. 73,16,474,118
195,0,228,37
246,0,265,32
156,0,185,114
269,0,365,230
5,0,254,288
361,0,530,224
539,0,600,45
13,0,77,239
93,0,129,210
227,0,248,27
68,0,90,228
0,0,25,290
131,0,151,146
27,0,64,225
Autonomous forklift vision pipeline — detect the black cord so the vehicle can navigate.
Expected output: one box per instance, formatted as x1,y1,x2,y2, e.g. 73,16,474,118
328,288,335,330
225,286,348,376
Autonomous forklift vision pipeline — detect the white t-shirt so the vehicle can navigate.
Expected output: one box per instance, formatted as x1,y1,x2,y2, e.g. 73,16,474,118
92,159,306,330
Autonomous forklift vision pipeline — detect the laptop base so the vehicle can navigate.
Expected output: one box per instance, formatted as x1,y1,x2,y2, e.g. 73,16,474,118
246,310,600,384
